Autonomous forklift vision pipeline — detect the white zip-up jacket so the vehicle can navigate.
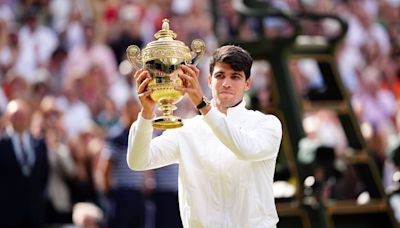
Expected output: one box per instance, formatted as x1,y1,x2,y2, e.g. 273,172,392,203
127,100,282,228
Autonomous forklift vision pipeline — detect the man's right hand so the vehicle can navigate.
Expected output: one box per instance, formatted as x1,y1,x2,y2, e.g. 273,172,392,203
133,69,156,119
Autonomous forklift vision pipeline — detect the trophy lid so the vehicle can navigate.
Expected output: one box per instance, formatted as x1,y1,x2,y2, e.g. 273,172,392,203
154,19,177,40
141,19,192,65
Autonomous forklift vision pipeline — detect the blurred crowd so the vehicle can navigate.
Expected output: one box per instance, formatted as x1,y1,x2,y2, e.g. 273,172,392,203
0,0,399,227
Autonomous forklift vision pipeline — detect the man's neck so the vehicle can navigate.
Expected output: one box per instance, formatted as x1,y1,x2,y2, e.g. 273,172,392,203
6,126,27,137
215,100,243,115
230,100,242,108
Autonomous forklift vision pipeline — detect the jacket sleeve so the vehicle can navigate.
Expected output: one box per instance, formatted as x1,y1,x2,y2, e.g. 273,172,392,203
203,108,282,161
126,114,180,171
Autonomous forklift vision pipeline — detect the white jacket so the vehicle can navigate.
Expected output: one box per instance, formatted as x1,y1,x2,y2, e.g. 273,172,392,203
127,100,282,228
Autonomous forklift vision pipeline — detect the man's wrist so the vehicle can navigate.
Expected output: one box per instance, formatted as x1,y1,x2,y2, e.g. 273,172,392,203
141,109,154,120
199,103,211,115
196,96,210,110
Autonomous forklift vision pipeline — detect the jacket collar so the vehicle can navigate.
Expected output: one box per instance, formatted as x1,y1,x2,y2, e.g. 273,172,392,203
225,99,248,123
5,126,29,138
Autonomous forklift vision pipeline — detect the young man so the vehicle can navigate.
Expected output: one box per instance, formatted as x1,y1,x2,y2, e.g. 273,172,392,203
127,45,282,227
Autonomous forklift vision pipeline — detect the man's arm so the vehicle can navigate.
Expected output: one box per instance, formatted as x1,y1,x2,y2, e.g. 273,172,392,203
127,114,180,171
203,109,282,161
127,68,174,170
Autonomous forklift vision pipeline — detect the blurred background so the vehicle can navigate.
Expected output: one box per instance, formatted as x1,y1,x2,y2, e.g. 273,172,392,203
0,0,399,227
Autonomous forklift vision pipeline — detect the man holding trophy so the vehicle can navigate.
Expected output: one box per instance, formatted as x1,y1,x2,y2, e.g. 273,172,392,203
127,19,282,228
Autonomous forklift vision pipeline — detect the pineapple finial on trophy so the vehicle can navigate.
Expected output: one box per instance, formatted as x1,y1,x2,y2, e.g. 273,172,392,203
154,19,177,40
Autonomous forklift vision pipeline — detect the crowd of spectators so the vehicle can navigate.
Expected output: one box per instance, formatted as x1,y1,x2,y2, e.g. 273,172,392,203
0,0,399,227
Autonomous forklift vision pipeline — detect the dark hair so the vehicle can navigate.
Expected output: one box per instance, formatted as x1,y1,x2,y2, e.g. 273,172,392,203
209,45,253,80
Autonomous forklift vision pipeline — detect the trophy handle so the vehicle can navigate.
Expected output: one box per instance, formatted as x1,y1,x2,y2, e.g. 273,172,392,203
126,45,142,70
189,39,205,66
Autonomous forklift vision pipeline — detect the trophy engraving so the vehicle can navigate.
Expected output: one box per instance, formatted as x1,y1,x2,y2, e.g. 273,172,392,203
127,19,205,129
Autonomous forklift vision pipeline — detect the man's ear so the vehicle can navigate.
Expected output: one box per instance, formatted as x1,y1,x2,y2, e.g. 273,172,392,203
244,78,251,91
208,74,212,88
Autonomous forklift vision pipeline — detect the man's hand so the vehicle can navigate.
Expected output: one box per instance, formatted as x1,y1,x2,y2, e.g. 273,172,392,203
133,69,156,119
175,64,205,109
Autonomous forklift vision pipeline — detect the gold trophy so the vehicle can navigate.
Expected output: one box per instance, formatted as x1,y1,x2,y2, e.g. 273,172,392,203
126,19,205,129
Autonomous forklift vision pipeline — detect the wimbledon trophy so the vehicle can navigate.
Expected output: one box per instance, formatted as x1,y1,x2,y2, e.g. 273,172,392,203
126,19,205,129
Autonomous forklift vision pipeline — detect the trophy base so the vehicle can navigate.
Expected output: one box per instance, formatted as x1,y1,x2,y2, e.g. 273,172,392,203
153,116,183,129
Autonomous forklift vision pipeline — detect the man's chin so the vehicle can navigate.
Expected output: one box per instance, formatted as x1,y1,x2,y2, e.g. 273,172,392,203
216,99,234,109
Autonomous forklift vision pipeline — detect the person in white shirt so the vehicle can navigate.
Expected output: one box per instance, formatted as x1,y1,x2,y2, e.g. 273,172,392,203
127,45,282,228
16,9,58,83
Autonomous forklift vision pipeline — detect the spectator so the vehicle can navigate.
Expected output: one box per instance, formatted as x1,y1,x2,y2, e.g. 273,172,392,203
15,7,58,83
64,21,118,85
151,162,183,228
95,98,149,228
0,99,49,228
35,95,77,225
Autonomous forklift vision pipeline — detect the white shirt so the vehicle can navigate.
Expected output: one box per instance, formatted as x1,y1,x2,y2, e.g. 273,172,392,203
127,100,282,228
57,97,92,138
16,25,58,82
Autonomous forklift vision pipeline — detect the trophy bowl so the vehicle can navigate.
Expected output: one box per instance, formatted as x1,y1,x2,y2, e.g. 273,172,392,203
126,19,205,129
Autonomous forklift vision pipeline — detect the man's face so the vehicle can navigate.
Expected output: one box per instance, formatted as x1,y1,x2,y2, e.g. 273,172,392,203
8,103,31,134
208,62,251,112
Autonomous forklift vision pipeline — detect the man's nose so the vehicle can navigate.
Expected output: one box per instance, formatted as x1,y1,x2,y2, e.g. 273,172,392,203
222,79,231,88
